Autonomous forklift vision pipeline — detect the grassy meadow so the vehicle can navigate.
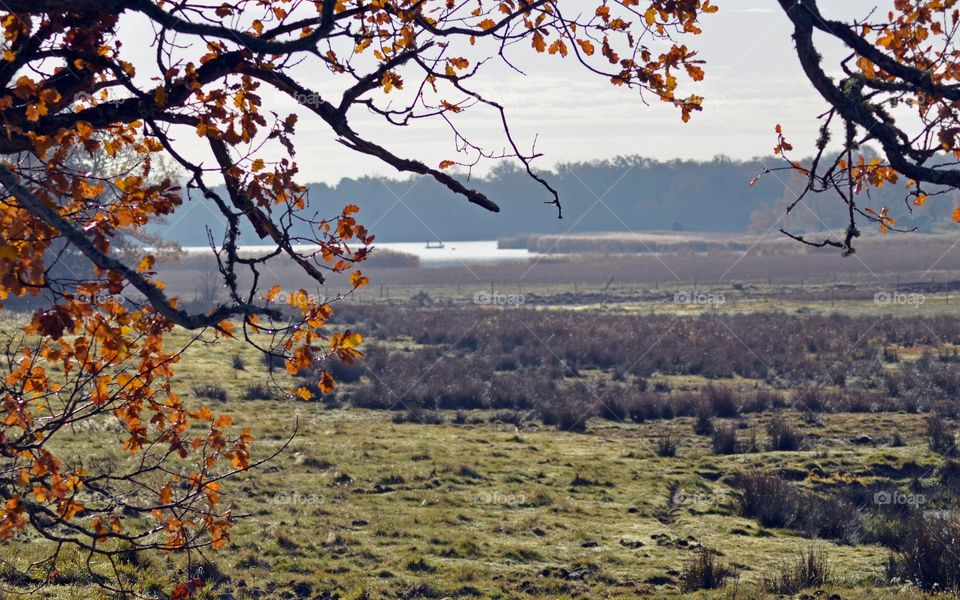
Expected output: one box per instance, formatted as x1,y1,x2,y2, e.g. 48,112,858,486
4,243,960,599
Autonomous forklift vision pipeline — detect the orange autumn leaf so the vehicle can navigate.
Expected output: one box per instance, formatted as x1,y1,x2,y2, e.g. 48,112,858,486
350,271,369,288
532,32,546,53
319,370,335,394
159,483,173,505
218,320,235,338
136,255,155,273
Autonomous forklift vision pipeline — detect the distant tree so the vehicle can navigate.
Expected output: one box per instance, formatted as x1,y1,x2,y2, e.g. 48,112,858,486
0,0,717,590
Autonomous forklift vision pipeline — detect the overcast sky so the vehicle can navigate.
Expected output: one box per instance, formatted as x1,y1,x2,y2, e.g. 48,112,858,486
119,1,894,184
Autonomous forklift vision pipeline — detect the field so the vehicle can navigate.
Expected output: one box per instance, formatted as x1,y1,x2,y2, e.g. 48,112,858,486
140,231,960,304
4,239,960,599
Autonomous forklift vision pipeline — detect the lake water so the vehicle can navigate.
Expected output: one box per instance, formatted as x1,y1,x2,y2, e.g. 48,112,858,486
180,240,535,267
376,241,534,266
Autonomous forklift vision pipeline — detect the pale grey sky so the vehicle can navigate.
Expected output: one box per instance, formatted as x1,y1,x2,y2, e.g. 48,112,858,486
118,1,894,184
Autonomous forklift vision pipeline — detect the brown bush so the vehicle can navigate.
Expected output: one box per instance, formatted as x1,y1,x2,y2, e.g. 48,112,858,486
767,415,803,451
681,546,732,592
886,513,960,592
734,470,800,528
762,546,830,595
711,423,739,455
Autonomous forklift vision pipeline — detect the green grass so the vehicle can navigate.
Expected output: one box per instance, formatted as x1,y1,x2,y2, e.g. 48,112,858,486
0,314,954,598
1,410,942,596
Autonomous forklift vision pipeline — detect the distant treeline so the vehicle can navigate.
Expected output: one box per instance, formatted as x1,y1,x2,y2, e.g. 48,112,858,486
153,155,957,245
